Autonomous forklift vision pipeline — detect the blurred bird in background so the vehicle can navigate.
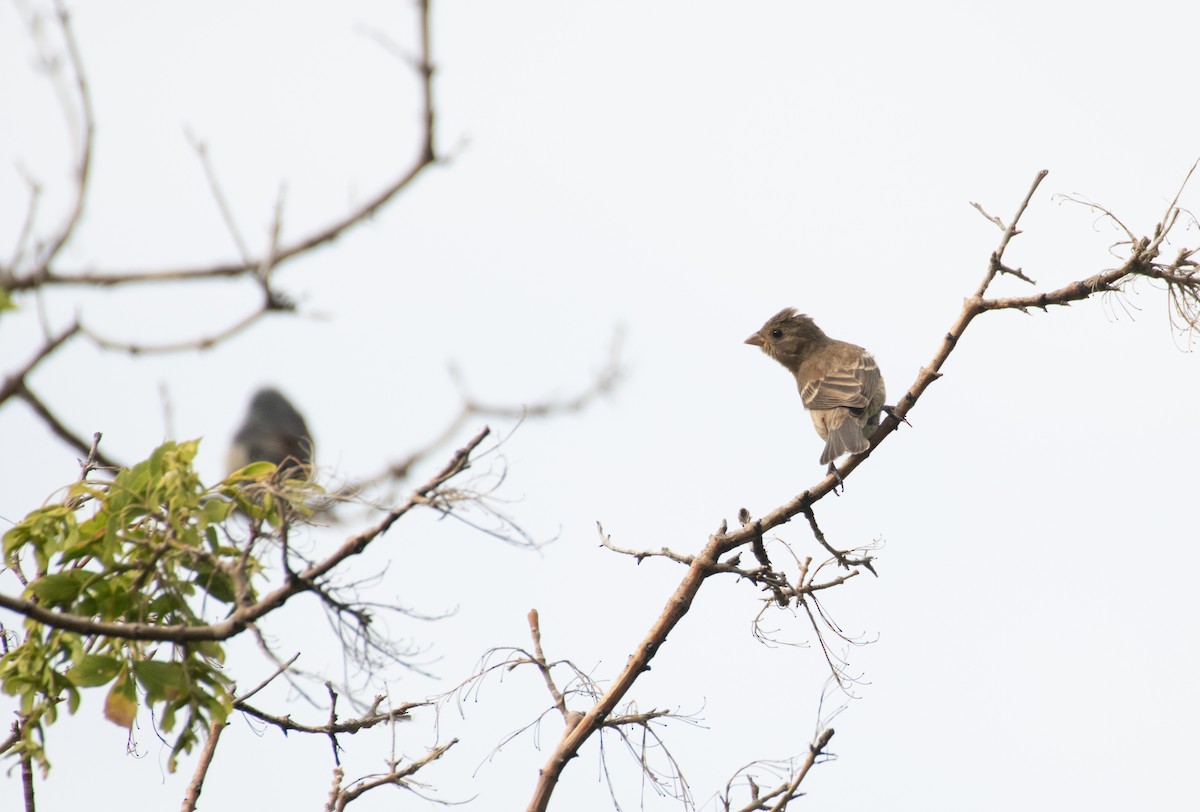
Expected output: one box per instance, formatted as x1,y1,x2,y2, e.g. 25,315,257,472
227,387,314,479
745,308,886,468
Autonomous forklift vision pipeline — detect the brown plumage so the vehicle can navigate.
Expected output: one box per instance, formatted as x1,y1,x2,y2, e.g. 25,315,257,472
745,308,885,465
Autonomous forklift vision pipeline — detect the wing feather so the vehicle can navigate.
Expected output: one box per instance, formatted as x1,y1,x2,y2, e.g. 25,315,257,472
800,352,882,412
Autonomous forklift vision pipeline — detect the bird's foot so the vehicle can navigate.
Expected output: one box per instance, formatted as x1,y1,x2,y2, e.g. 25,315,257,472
826,462,844,495
882,404,911,428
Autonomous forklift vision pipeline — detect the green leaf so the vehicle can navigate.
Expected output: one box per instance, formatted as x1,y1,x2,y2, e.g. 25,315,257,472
202,498,233,526
134,659,185,703
226,460,278,482
4,505,76,559
67,654,122,688
192,564,237,604
193,640,226,665
27,572,85,607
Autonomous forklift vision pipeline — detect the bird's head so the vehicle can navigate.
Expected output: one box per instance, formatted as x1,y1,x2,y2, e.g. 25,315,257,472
744,308,827,371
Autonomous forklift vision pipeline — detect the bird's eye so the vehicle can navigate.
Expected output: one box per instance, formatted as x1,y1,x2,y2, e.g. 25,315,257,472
770,328,783,339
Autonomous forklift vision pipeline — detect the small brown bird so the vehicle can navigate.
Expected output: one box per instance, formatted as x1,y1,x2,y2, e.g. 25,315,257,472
745,308,886,465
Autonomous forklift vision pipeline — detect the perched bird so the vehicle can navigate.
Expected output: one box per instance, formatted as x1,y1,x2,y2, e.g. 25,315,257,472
745,308,886,466
227,387,314,479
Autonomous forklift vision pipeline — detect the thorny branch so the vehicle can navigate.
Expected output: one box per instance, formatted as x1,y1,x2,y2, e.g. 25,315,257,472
236,695,424,738
526,167,1200,811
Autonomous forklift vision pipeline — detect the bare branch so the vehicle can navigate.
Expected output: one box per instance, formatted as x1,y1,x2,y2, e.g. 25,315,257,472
457,327,623,420
995,170,1047,262
1057,192,1139,248
233,653,301,704
3,170,43,278
969,200,1005,231
9,0,440,293
972,169,1048,294
24,0,96,276
0,721,17,758
800,506,876,574
0,321,80,405
16,715,36,812
236,695,423,738
331,738,458,811
526,529,727,812
14,381,121,468
767,729,834,812
78,307,276,355
368,330,623,488
726,728,834,812
180,719,228,812
186,132,253,264
527,609,570,721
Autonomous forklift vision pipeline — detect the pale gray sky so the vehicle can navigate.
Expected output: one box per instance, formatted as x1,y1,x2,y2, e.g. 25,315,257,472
2,1,1198,810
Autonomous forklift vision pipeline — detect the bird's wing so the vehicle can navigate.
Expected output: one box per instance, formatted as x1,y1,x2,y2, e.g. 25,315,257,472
801,353,881,412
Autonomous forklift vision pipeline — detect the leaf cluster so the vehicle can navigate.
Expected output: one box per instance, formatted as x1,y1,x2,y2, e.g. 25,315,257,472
0,440,317,773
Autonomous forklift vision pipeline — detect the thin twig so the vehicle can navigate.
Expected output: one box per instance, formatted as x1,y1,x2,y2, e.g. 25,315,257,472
0,321,80,405
765,728,835,812
332,739,457,811
234,652,301,704
79,307,273,355
186,132,252,264
11,0,440,293
15,383,121,468
527,609,570,719
28,0,96,275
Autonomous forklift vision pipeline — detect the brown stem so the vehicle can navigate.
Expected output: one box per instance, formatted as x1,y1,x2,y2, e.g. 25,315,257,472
180,719,227,812
526,534,723,812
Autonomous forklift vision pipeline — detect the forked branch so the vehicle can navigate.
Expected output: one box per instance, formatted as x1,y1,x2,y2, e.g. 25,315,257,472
527,167,1200,810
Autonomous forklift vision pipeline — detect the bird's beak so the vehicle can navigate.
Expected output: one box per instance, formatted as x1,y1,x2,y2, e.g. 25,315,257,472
744,333,763,347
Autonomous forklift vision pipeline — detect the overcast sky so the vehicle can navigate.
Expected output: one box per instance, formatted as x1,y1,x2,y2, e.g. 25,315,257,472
2,1,1199,810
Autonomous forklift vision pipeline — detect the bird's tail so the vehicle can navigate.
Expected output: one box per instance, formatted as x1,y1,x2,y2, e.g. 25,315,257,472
820,417,871,464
